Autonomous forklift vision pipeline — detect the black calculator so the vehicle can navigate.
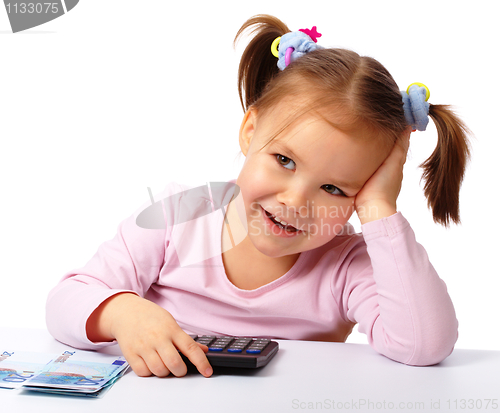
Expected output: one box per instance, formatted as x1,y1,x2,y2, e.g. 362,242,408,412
186,335,279,368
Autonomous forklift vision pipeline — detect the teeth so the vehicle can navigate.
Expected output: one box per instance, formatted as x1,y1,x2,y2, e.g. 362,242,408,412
270,212,292,228
263,208,299,230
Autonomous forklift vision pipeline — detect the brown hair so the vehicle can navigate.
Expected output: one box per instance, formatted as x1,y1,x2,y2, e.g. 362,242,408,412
234,14,471,226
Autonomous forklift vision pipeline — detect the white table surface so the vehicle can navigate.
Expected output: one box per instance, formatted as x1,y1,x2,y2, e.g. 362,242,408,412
1,327,499,412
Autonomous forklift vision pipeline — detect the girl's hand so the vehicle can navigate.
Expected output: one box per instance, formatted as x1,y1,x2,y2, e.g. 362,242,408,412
87,293,213,378
354,129,411,225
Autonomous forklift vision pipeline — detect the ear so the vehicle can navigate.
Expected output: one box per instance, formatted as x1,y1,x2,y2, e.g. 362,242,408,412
239,108,258,156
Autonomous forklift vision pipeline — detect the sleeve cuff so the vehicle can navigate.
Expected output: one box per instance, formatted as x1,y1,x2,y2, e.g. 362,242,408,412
80,289,140,349
361,211,410,242
46,281,139,351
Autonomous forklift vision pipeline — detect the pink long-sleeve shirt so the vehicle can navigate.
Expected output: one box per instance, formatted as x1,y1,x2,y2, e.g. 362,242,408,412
46,181,458,366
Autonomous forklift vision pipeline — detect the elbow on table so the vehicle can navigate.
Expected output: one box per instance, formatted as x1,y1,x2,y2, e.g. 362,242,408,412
403,328,459,367
378,322,459,366
404,343,456,366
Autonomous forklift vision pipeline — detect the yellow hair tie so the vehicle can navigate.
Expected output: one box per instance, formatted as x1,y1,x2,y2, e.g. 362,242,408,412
271,36,281,58
407,82,430,101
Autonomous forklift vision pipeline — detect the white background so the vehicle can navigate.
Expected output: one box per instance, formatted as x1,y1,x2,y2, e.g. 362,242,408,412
1,1,498,350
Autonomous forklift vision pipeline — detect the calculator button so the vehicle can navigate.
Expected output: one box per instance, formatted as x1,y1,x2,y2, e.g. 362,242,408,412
247,345,264,350
233,338,251,344
197,339,215,344
246,348,262,354
214,338,233,345
252,339,270,345
196,336,216,346
227,348,242,353
208,347,224,352
227,344,245,350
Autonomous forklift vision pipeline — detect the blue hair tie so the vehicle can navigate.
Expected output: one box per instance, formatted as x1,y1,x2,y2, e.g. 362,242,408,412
401,83,430,131
276,30,323,71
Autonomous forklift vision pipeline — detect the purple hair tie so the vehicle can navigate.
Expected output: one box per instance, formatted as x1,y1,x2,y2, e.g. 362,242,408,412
285,47,294,67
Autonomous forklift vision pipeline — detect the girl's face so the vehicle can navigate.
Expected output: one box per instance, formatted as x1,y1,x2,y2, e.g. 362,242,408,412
235,102,391,258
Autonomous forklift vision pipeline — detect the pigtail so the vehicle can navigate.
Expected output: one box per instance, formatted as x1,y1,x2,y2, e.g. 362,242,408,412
234,15,290,112
421,105,471,226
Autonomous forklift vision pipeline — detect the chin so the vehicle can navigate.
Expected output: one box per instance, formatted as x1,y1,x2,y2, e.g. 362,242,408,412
246,235,291,258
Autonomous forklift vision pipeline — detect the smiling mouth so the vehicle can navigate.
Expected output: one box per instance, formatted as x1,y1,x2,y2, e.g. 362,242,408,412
263,209,299,232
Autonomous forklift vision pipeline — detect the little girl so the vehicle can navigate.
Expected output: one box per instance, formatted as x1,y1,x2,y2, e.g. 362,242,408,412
46,15,471,378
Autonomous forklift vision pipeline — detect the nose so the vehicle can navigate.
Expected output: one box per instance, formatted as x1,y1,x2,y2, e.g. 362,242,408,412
276,183,310,217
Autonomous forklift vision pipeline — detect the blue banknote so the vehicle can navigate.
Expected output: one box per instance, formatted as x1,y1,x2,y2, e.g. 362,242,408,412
23,352,129,392
0,351,55,389
0,349,129,396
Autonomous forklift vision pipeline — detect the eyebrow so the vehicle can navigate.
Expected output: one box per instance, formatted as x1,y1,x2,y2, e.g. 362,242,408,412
270,140,364,193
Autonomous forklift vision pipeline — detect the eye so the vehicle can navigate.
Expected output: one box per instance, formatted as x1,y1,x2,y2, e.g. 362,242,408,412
276,154,296,170
322,184,346,196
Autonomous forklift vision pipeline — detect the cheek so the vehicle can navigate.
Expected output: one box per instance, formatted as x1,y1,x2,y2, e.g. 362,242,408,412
309,200,355,238
238,154,276,200
314,197,354,221
329,203,355,233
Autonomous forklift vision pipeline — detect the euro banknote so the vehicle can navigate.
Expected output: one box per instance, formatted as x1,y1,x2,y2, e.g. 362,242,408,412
0,349,129,397
0,350,55,389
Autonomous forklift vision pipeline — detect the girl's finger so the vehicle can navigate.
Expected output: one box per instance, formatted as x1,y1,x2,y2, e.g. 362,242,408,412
142,349,172,377
124,352,155,377
175,335,213,377
156,343,190,377
197,342,209,353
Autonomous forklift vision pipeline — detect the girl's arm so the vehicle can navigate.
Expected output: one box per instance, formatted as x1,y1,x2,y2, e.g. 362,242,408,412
343,213,458,366
46,209,166,349
343,129,458,365
46,184,212,377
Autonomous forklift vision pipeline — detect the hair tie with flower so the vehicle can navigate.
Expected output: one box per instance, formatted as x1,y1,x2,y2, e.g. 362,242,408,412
271,26,324,70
